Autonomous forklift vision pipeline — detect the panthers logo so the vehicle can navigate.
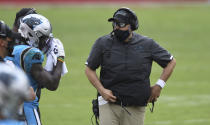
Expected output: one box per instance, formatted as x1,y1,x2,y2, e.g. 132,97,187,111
23,17,43,30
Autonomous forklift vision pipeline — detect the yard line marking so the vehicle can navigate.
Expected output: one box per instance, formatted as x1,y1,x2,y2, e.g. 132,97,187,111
147,119,210,125
158,94,210,107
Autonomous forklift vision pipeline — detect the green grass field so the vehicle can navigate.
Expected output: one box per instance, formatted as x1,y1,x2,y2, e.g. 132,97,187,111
0,4,210,125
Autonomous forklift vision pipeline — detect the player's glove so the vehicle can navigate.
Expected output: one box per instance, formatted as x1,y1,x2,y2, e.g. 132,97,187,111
54,38,65,58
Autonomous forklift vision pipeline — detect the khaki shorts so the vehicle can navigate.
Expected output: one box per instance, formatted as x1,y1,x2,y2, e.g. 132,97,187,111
99,103,146,125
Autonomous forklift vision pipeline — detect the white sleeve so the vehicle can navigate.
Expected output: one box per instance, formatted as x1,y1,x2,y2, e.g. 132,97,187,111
44,53,54,72
61,62,68,76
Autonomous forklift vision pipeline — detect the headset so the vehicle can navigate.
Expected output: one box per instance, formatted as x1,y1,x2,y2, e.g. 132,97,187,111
110,7,139,31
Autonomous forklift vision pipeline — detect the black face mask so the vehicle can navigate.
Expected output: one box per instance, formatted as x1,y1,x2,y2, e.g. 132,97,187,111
38,36,50,51
113,29,130,42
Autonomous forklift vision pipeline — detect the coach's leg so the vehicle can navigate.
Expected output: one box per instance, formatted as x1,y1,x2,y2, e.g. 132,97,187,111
24,103,42,125
121,106,146,125
99,102,123,125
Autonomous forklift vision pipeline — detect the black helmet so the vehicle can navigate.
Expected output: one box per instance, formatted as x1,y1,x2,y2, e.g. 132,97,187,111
14,8,37,29
0,20,23,40
0,21,26,55
0,21,11,39
108,7,139,31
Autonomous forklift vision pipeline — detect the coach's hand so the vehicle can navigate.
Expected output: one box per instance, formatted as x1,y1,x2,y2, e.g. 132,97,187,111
100,88,116,103
148,84,162,103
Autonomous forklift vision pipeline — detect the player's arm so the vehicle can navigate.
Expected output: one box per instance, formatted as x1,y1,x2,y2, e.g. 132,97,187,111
30,59,63,91
23,47,63,91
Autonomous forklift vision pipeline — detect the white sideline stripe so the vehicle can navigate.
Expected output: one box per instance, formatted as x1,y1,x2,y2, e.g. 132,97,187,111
169,81,209,86
147,119,210,125
34,108,41,125
184,119,210,123
159,94,210,107
40,94,210,108
160,95,210,101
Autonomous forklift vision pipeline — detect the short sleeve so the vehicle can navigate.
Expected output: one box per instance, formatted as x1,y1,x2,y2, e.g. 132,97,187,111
151,40,173,68
23,48,44,73
86,38,103,70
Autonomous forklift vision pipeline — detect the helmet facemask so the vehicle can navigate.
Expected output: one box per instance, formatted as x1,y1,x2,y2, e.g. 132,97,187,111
18,21,39,48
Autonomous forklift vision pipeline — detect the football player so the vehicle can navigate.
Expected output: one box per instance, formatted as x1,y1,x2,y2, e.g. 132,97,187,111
7,13,67,125
12,9,68,124
13,8,68,91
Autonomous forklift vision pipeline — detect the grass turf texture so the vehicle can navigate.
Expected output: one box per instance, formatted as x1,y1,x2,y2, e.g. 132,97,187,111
0,4,210,125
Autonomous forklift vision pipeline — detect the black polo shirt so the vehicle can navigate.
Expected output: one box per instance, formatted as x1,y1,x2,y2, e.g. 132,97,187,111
86,32,173,106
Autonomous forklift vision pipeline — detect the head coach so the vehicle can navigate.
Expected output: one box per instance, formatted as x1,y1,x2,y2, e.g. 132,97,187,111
85,7,176,125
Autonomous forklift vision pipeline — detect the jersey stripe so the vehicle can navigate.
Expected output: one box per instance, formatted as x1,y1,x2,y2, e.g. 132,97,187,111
20,47,32,71
33,108,41,125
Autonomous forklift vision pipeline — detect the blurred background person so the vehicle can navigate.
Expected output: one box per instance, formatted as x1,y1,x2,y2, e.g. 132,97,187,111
0,20,36,121
0,20,14,62
0,63,32,125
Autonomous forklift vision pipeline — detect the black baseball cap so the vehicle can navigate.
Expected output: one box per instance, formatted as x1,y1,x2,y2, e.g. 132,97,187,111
108,10,129,24
0,21,22,40
0,21,10,38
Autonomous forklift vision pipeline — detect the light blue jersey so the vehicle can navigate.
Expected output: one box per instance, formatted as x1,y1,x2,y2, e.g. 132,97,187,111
11,45,44,92
0,120,26,125
5,45,44,125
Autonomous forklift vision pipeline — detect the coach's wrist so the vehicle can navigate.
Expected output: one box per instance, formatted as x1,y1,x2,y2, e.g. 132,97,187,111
155,79,166,89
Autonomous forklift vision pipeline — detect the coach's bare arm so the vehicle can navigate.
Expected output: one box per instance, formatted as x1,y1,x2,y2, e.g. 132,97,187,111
148,58,176,102
85,66,117,102
30,60,63,91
